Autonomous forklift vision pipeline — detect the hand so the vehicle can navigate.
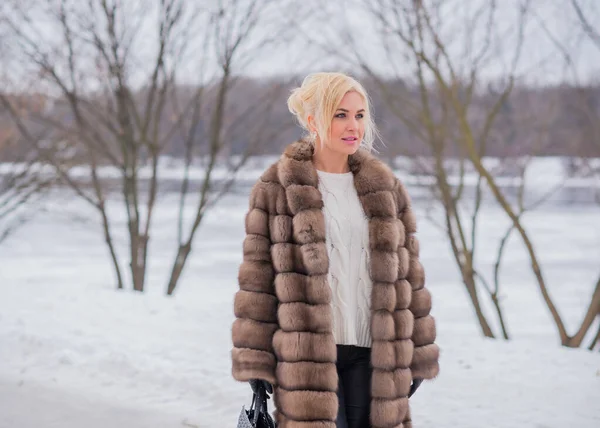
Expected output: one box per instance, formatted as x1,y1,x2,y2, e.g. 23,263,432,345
249,379,273,396
408,378,423,398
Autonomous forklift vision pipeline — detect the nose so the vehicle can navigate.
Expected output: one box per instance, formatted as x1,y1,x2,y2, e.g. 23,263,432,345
347,117,358,131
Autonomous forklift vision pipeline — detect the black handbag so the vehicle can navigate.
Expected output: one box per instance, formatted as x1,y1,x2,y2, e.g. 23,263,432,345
237,383,276,428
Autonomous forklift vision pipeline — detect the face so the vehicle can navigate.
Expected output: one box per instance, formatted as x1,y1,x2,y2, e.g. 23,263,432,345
313,91,366,155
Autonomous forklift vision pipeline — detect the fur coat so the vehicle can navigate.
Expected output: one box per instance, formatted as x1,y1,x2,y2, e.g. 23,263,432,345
232,138,439,428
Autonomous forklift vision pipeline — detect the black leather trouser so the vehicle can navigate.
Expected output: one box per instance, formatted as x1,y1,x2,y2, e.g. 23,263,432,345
335,345,372,428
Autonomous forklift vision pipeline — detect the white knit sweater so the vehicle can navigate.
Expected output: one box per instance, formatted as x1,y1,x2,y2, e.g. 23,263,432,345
317,169,373,347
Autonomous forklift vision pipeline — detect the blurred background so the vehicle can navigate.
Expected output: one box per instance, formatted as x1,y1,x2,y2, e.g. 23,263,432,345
0,1,599,427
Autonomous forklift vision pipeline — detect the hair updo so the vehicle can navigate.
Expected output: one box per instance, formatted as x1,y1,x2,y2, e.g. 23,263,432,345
286,72,378,151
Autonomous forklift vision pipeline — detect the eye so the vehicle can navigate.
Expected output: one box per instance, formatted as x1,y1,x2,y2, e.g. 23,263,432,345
356,113,364,119
335,113,346,118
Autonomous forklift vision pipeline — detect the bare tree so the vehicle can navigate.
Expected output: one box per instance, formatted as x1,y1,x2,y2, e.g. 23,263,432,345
567,1,600,349
372,0,600,347
382,0,600,348
164,0,295,294
1,0,290,294
534,0,600,349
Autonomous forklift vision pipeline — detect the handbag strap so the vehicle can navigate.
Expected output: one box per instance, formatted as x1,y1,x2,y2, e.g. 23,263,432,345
251,385,268,426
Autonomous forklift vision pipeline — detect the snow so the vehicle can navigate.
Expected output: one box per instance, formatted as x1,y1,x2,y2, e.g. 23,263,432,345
0,186,599,428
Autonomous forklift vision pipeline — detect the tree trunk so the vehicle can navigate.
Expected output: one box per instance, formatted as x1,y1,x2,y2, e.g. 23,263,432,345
166,243,192,296
99,203,124,290
130,230,148,292
491,294,510,340
588,323,600,351
443,206,496,338
565,278,600,347
462,268,495,338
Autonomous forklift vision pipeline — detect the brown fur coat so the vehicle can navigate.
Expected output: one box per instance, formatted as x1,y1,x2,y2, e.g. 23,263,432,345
232,138,439,428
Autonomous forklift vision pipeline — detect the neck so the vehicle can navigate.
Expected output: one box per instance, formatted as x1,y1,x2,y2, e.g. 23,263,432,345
312,140,350,173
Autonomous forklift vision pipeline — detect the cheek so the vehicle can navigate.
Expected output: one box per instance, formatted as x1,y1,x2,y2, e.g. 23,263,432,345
329,121,344,139
358,121,366,135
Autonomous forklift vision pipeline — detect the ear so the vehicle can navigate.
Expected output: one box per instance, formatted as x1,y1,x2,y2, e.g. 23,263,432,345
307,115,317,133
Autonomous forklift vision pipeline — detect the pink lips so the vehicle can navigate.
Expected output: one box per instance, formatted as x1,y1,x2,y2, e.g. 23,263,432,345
342,137,358,145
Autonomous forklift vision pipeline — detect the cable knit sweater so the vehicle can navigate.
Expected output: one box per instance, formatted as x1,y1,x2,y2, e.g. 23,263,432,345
317,169,373,347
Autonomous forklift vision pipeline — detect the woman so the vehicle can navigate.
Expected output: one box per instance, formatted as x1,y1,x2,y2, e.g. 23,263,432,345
232,72,439,428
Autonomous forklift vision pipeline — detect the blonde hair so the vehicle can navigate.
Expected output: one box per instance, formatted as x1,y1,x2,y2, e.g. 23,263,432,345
287,72,378,151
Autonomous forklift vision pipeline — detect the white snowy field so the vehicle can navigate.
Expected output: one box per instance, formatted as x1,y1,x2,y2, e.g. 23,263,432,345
0,185,599,428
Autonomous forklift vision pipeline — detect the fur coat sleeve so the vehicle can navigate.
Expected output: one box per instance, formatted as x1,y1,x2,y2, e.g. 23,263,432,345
231,180,279,386
393,178,439,380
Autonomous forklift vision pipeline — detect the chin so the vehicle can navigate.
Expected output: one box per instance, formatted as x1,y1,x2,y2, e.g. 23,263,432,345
340,144,360,155
334,141,361,155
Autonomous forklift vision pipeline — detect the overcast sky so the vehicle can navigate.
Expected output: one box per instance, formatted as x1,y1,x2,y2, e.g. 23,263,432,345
1,0,598,91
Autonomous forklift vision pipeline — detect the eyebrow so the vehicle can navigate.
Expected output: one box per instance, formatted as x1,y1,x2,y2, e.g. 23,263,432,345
336,108,365,113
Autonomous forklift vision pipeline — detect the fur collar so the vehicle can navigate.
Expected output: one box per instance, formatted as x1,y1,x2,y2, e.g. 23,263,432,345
277,138,397,203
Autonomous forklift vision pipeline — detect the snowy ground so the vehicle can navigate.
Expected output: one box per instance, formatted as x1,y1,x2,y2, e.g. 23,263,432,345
0,186,599,428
